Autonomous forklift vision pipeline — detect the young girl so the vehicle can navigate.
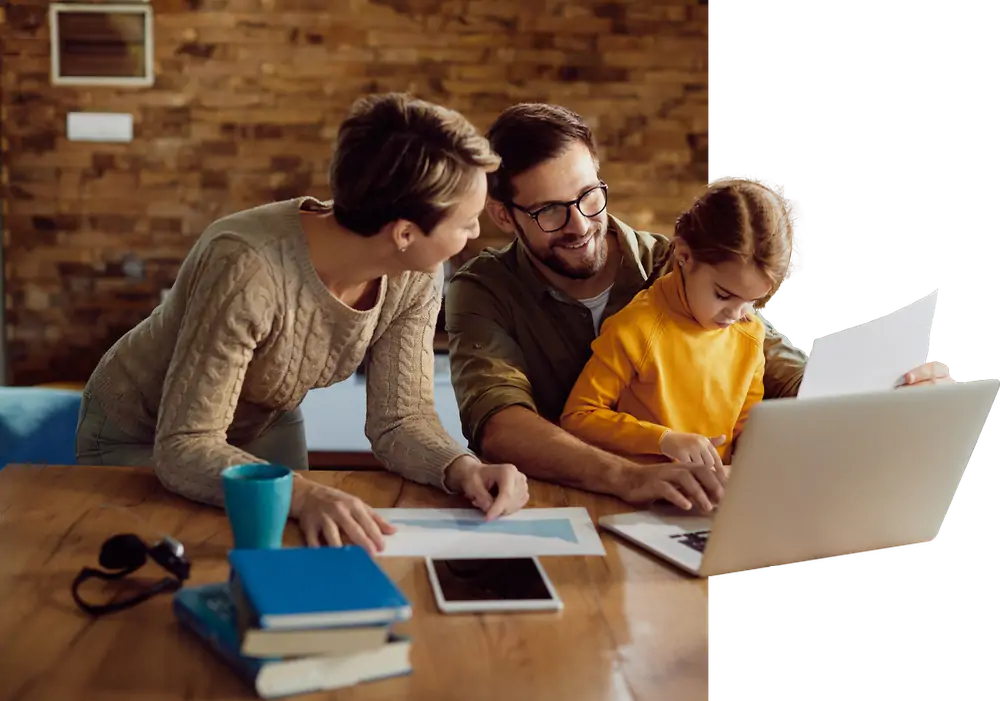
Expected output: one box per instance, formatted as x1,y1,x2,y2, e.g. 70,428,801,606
560,178,794,472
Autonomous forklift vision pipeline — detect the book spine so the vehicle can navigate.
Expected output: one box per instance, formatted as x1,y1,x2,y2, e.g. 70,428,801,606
230,573,258,642
172,597,261,693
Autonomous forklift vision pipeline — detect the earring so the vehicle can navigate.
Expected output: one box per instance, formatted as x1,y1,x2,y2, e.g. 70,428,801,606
399,244,408,253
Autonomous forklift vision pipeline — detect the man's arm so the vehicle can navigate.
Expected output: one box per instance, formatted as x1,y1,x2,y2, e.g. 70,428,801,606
757,314,952,397
757,312,808,399
483,406,722,513
481,405,632,497
445,274,632,496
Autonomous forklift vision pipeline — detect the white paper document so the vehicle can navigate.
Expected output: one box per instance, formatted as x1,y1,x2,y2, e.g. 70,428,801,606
798,290,938,399
373,507,606,558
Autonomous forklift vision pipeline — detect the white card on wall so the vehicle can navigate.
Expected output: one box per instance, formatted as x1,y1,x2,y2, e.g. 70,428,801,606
67,112,134,143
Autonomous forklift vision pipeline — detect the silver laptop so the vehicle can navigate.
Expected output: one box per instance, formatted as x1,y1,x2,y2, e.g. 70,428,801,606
599,379,999,577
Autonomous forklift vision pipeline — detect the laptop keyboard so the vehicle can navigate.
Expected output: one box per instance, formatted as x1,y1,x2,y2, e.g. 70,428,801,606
671,529,711,552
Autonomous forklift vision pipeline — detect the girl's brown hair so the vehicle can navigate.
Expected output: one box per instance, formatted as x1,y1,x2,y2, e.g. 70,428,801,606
674,178,795,308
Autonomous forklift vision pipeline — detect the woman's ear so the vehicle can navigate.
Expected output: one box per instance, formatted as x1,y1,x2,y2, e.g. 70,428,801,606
485,198,516,235
387,219,420,253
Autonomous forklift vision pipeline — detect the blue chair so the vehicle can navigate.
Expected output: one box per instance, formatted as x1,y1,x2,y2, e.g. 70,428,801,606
0,387,83,469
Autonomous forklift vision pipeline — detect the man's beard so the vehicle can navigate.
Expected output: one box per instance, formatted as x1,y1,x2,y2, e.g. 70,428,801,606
516,221,609,280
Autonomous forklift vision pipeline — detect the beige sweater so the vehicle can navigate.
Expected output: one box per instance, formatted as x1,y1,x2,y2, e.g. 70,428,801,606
88,197,471,505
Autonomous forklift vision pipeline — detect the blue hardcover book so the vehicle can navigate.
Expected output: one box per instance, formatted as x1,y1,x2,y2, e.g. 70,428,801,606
227,545,412,630
173,582,412,699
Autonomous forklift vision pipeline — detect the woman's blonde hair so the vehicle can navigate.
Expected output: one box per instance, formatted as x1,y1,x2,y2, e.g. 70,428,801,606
329,93,500,237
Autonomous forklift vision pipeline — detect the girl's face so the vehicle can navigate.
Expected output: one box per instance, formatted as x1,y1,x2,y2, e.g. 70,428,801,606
675,243,774,330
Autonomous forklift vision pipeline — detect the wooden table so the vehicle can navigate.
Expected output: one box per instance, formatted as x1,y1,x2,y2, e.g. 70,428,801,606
0,464,707,701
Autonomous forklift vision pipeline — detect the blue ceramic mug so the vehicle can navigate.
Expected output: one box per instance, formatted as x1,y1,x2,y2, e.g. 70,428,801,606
221,463,293,549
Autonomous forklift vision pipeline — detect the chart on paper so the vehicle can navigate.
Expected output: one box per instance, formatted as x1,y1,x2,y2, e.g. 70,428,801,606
373,507,606,558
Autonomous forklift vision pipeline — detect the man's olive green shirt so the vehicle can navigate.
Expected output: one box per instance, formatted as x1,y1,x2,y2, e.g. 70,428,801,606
445,215,808,453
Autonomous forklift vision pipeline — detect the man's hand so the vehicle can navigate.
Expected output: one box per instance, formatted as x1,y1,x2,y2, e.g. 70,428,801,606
899,361,954,388
445,455,530,520
290,476,396,555
612,459,727,513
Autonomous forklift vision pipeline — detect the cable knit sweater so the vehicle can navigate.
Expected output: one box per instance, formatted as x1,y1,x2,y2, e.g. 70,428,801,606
87,197,471,506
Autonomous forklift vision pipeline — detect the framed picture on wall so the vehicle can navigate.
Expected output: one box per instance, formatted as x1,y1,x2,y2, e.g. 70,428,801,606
49,3,154,87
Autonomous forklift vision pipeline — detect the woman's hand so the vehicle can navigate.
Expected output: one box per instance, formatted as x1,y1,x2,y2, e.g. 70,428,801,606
445,455,529,520
290,476,395,555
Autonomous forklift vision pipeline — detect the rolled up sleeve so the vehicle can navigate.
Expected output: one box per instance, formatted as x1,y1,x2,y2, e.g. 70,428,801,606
445,276,537,453
756,312,808,399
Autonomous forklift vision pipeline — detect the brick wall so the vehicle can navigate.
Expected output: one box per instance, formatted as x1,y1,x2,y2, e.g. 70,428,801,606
0,0,7,382
1,0,707,385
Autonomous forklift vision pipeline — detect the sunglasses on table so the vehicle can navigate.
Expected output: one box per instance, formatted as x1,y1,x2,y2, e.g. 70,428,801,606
71,532,191,617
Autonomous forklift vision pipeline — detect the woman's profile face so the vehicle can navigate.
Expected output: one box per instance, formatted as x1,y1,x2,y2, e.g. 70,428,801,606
405,170,488,273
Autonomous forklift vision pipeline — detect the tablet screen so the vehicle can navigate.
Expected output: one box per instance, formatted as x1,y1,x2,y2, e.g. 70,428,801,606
430,558,555,602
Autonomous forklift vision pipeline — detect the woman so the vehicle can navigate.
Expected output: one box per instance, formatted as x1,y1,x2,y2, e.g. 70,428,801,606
76,92,530,553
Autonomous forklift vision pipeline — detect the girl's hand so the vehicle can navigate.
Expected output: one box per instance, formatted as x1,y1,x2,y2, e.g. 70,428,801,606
291,477,395,555
659,431,726,473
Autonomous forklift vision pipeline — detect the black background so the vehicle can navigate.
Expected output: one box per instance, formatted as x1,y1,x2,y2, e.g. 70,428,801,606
711,0,1000,698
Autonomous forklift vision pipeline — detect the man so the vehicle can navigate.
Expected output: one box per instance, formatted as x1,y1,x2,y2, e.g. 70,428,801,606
445,102,953,513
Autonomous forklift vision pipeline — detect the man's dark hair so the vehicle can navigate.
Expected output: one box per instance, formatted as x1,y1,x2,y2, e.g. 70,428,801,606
484,103,599,204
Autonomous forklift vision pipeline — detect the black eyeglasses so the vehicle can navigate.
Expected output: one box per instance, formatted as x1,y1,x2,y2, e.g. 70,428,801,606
507,182,609,233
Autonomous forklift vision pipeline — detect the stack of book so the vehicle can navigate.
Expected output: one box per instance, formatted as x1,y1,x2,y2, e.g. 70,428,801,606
173,545,413,698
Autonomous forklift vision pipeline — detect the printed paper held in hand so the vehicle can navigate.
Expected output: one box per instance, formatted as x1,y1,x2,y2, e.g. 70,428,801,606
798,290,938,399
373,507,606,558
